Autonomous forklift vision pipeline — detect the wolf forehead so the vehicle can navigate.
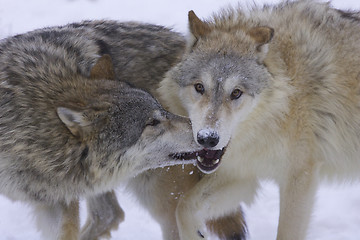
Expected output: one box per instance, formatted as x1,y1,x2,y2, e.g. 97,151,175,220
111,87,164,123
171,51,270,95
106,86,163,124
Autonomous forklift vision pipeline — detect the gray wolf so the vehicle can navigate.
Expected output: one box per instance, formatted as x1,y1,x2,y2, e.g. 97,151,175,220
157,1,360,239
0,22,204,240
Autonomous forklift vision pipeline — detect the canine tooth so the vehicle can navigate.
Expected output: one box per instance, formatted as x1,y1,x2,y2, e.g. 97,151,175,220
213,159,220,164
197,156,204,163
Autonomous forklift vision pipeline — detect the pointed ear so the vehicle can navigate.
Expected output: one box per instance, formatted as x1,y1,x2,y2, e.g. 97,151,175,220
90,54,115,80
248,26,274,47
188,10,211,39
248,26,274,62
57,107,91,139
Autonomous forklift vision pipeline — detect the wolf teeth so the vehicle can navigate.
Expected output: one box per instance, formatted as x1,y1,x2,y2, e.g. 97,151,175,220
213,159,219,164
197,156,204,162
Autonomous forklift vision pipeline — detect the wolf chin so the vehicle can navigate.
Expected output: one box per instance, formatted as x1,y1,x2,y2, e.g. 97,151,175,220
158,0,360,239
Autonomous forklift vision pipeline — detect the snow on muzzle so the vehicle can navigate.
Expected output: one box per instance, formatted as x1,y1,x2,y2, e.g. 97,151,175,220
170,148,225,174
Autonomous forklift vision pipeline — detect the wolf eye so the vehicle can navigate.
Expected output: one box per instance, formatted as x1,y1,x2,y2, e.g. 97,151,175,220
194,83,205,94
146,119,161,127
230,89,243,100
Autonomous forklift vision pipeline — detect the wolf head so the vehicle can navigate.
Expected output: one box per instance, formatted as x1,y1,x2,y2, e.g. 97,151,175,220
56,55,202,183
159,10,274,173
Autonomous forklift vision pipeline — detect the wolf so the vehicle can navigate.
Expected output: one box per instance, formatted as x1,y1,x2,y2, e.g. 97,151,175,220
0,23,207,240
157,0,360,239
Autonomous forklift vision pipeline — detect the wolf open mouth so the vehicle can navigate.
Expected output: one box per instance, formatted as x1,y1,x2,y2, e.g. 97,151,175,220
170,148,225,174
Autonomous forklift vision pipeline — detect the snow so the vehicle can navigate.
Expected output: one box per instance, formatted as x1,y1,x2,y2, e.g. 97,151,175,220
1,0,360,239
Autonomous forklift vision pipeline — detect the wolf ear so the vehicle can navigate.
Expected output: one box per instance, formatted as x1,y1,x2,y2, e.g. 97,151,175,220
248,26,274,47
57,107,91,139
188,10,211,40
90,54,115,80
248,26,274,61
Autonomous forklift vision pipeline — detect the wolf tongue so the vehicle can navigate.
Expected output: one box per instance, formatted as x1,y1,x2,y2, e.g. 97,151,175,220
204,150,217,159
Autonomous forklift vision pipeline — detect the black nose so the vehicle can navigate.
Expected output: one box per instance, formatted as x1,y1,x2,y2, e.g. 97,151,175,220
197,130,219,148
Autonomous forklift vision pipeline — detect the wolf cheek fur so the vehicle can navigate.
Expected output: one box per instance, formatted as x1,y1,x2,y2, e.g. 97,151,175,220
158,1,360,239
0,29,202,239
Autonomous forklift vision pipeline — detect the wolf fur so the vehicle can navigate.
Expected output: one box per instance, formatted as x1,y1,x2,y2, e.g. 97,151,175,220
0,21,205,240
157,1,360,239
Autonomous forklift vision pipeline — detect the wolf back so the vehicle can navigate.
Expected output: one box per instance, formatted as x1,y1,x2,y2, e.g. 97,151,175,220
10,20,186,95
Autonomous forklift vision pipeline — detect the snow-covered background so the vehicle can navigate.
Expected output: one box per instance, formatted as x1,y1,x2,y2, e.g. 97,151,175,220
1,0,360,239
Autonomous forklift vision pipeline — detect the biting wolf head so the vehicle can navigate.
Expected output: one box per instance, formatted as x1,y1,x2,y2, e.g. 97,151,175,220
0,26,200,204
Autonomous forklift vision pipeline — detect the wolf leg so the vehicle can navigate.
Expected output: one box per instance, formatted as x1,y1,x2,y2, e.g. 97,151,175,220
129,166,249,240
34,201,79,240
128,167,197,240
157,204,181,240
176,175,258,240
58,200,80,240
148,190,248,240
80,190,124,240
159,203,248,240
276,166,319,240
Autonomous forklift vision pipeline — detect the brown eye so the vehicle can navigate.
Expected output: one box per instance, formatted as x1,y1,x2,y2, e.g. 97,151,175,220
194,83,205,94
230,89,243,100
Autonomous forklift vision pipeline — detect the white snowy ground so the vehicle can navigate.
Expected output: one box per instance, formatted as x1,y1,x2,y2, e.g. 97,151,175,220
1,0,360,239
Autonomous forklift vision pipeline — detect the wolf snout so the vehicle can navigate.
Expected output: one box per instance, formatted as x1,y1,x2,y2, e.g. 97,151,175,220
197,129,219,148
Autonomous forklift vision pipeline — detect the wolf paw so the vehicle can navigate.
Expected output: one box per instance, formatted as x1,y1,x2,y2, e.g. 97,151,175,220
206,207,247,240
